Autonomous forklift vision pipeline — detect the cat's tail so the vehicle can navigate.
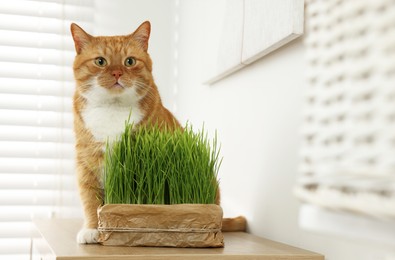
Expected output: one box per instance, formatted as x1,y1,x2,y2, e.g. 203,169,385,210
221,216,247,232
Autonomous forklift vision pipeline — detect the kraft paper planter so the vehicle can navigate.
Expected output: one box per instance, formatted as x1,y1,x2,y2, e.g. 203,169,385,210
97,204,224,248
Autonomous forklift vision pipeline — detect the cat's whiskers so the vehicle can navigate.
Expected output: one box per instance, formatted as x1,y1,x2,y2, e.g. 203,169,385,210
79,83,93,91
133,80,158,101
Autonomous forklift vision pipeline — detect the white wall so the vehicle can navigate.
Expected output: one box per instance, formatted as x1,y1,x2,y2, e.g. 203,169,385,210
95,1,395,259
173,1,395,260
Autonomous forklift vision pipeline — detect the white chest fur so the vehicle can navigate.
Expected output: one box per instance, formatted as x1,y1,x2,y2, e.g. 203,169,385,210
81,86,143,142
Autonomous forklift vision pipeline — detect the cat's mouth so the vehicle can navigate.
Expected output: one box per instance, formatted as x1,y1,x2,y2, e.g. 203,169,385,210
110,82,125,90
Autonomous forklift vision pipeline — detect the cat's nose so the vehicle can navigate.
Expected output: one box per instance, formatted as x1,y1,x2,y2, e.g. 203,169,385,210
112,70,123,80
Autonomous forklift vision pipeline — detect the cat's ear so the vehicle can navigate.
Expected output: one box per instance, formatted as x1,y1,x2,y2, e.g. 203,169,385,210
132,21,151,51
70,23,92,54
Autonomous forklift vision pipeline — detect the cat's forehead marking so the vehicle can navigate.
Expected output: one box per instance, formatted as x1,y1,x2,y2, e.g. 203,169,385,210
94,36,138,59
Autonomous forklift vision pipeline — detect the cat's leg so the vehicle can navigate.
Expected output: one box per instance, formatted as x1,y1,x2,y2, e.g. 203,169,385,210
76,165,103,244
77,182,102,243
77,227,99,244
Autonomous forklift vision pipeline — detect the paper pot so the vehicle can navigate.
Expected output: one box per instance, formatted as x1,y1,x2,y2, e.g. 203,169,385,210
97,204,224,248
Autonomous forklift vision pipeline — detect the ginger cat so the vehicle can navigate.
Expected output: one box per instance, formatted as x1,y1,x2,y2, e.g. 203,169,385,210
71,21,246,244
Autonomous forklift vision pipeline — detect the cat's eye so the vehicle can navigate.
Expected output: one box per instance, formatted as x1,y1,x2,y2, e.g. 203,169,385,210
124,57,136,67
94,57,107,67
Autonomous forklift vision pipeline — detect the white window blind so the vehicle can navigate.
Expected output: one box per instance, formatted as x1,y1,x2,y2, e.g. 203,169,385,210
0,1,94,259
295,0,395,218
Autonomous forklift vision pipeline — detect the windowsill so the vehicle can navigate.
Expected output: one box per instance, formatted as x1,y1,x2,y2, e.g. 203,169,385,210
32,219,324,259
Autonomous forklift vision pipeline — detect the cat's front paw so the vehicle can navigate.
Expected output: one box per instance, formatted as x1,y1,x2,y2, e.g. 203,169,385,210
77,228,99,244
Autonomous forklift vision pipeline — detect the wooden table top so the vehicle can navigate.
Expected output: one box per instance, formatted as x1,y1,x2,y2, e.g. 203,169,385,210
33,219,323,260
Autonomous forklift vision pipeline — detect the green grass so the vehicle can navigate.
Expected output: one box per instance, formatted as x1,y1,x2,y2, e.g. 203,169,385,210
103,122,221,205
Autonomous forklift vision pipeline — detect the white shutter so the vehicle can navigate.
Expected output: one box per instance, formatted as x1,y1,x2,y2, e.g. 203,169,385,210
295,0,395,218
0,1,94,259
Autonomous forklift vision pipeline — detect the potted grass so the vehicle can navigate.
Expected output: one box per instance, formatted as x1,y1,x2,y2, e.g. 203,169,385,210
97,122,224,247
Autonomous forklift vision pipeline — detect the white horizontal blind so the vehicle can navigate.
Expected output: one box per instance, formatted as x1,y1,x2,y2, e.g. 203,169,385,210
296,0,395,219
0,1,93,259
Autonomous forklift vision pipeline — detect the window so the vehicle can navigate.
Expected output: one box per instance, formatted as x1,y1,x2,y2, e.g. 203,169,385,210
0,1,93,259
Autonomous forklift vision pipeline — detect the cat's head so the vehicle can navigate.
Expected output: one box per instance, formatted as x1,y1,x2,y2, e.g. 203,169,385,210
70,21,153,99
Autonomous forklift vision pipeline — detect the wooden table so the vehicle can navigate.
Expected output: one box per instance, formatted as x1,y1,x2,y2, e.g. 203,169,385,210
32,219,323,260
